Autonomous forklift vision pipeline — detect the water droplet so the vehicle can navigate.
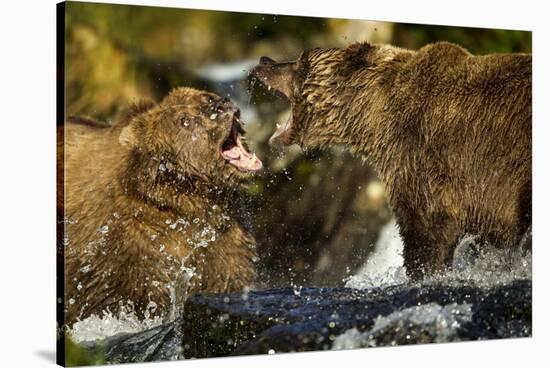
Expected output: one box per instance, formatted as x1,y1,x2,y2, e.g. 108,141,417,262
80,264,91,274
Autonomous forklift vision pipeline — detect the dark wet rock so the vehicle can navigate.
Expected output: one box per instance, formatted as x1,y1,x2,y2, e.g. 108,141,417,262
83,322,180,364
83,280,531,363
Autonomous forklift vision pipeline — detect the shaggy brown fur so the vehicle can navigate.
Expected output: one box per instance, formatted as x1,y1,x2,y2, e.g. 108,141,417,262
252,42,531,279
59,87,262,325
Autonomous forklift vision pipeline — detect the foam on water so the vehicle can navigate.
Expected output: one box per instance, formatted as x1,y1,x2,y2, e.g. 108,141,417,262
68,302,163,343
332,302,473,349
345,218,531,290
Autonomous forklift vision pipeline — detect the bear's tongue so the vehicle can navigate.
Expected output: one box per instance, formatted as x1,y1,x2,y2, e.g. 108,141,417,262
222,136,263,172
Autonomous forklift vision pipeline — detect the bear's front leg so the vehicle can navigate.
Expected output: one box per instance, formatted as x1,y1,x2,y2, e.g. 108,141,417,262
398,211,460,280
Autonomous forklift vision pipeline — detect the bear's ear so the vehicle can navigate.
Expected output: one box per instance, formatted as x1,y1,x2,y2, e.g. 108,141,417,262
119,124,138,147
118,100,154,148
117,99,156,123
344,42,375,70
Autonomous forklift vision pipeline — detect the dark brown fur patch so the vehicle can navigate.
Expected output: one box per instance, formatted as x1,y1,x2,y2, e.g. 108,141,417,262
343,42,376,71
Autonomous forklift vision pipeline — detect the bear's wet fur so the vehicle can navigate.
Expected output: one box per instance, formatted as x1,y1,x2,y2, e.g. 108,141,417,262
58,87,262,324
252,42,531,279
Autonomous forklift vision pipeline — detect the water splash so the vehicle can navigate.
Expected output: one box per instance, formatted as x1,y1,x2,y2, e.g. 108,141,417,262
345,218,531,290
332,302,473,349
68,302,162,343
69,214,227,343
345,219,406,289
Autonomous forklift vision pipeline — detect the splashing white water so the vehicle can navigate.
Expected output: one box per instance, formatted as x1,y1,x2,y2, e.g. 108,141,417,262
68,301,163,343
345,219,531,290
345,219,407,289
68,218,225,343
442,240,532,286
332,302,473,349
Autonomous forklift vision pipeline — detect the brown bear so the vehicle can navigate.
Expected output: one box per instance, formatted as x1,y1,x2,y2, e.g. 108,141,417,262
251,42,531,280
58,87,263,325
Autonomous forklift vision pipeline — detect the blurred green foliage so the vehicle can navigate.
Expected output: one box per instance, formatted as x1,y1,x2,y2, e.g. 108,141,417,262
64,1,531,119
394,24,531,53
64,336,105,366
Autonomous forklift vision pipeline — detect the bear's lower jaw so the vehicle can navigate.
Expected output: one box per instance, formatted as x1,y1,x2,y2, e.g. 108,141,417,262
221,137,262,172
220,121,263,172
269,115,294,146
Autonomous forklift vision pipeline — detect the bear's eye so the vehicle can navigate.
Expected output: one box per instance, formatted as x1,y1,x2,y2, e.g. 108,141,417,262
179,116,192,128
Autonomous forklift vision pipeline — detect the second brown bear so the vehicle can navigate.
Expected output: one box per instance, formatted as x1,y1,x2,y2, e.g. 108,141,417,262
252,42,531,279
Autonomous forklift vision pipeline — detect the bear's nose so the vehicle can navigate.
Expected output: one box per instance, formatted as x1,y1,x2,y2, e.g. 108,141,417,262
260,56,276,65
214,98,230,111
215,98,240,117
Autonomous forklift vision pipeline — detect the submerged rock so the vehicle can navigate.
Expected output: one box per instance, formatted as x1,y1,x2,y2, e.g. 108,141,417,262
83,280,531,363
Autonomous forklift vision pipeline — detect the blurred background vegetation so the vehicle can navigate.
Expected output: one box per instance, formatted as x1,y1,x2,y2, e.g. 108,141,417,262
63,1,531,290
64,336,105,366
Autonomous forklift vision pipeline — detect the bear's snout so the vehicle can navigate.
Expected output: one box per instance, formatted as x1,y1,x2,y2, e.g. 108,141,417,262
214,98,240,118
260,56,276,65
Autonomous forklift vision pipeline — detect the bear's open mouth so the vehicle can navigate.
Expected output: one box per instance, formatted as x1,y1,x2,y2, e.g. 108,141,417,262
252,75,295,146
271,110,294,145
220,117,263,172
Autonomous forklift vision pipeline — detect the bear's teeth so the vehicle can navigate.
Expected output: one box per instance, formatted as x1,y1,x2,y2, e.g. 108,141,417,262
276,123,281,129
248,153,257,168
